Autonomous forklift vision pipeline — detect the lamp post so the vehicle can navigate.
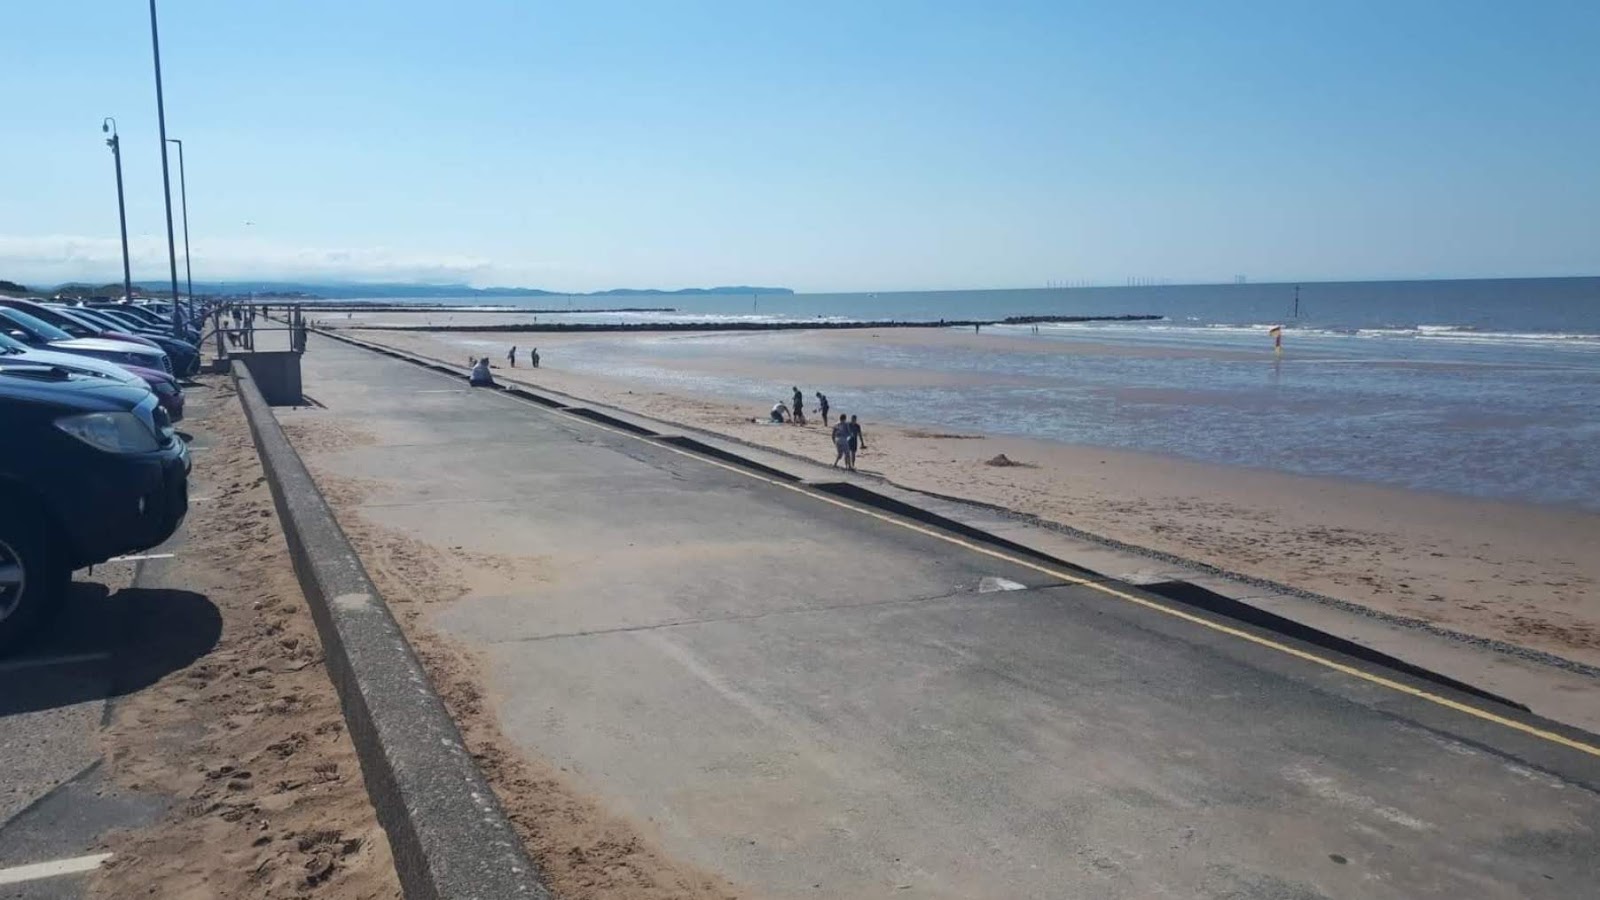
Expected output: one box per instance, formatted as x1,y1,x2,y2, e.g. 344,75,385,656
148,0,182,334
166,138,193,324
101,118,133,303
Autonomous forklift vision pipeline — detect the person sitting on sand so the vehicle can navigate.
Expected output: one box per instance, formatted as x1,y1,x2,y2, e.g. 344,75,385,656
832,415,853,470
770,401,789,423
816,391,830,425
469,357,495,387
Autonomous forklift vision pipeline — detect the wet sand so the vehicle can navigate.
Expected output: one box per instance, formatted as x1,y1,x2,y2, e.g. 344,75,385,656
344,326,1600,667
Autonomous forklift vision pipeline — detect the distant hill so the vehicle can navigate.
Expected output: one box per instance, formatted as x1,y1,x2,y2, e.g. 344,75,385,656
83,280,795,300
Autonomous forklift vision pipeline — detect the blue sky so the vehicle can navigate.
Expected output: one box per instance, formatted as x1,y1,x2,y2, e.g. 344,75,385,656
2,1,1597,291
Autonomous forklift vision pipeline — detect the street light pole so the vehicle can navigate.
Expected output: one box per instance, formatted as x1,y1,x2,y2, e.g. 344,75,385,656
166,138,193,323
102,118,133,303
148,0,182,335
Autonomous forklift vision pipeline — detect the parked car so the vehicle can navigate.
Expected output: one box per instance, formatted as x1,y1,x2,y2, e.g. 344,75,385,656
75,306,202,367
0,331,182,420
0,305,172,374
31,302,201,377
0,365,188,652
87,302,200,344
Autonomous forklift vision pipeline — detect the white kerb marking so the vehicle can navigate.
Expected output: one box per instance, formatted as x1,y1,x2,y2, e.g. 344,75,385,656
0,853,114,886
106,553,176,563
978,576,1028,593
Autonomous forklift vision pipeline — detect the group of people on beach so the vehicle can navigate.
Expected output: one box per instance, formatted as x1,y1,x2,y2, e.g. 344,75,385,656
769,386,867,471
467,345,541,387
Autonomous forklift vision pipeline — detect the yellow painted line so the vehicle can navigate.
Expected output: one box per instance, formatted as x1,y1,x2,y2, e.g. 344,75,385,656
338,331,1600,760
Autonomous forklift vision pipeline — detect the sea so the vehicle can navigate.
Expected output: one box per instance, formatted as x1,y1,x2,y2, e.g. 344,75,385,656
344,277,1600,511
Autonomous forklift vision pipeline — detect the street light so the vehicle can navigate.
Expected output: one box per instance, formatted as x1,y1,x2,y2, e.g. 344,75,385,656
166,138,192,323
148,0,182,335
102,118,133,303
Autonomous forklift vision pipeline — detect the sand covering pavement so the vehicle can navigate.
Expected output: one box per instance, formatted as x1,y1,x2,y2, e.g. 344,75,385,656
283,416,743,900
90,377,400,899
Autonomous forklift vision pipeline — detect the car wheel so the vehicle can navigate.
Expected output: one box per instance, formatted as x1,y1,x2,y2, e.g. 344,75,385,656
0,509,67,655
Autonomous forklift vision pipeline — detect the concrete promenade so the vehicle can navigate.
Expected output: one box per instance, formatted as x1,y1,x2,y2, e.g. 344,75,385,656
282,334,1599,899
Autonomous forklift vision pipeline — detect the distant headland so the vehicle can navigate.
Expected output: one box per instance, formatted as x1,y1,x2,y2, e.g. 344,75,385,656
0,278,795,301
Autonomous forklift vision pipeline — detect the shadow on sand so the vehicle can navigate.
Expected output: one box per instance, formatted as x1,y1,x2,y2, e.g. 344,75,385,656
0,581,222,717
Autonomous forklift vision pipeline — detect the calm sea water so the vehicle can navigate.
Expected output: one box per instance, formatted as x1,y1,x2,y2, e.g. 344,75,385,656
370,277,1600,510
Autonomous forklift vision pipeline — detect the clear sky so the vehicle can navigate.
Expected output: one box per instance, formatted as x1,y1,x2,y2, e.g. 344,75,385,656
2,1,1597,292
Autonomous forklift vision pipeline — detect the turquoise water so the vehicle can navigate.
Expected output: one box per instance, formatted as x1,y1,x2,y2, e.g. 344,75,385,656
396,277,1600,510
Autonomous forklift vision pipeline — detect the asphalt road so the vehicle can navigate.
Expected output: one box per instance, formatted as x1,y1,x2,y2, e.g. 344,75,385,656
286,334,1600,900
0,406,216,898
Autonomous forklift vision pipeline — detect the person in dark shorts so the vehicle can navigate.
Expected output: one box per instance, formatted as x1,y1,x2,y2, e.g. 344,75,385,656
848,414,866,468
816,391,830,425
507,345,517,367
831,415,852,469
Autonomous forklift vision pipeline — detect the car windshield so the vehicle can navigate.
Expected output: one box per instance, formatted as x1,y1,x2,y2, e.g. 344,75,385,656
7,303,96,338
0,307,73,341
97,310,148,330
58,307,121,331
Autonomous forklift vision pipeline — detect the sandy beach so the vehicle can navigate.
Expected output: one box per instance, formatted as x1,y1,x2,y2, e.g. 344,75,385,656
339,325,1600,667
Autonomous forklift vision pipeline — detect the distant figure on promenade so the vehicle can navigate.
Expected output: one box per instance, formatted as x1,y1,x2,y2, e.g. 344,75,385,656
531,347,540,368
831,415,853,470
469,357,495,387
508,345,517,367
849,414,866,468
770,401,789,423
816,392,830,425
791,387,804,423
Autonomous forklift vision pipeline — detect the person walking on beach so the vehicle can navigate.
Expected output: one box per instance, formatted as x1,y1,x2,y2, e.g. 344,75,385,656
848,414,866,468
791,387,805,424
831,415,853,470
508,345,517,367
816,392,831,425
531,347,540,368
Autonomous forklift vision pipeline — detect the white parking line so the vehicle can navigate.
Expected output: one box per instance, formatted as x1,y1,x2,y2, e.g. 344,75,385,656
0,651,111,673
106,553,175,563
0,853,114,886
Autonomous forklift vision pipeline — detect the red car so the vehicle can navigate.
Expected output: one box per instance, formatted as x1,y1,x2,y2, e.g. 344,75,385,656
125,364,185,422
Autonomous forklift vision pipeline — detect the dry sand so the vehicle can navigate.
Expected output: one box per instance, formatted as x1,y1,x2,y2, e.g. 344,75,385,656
344,326,1600,668
285,418,743,900
92,376,400,900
